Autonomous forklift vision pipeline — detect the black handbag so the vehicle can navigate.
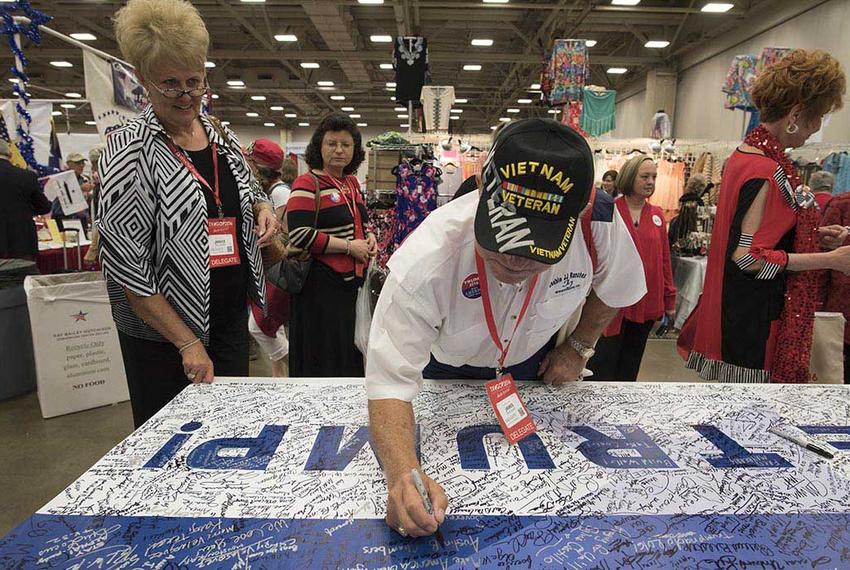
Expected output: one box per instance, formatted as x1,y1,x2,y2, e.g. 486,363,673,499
268,173,322,294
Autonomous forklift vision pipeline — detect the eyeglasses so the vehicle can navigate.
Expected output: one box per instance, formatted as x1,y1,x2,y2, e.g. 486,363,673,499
149,78,208,99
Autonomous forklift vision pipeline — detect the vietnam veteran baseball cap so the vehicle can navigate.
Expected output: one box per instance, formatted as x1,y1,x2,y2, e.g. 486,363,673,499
474,118,594,265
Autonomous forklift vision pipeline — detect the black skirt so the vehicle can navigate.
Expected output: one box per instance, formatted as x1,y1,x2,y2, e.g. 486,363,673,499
289,261,364,377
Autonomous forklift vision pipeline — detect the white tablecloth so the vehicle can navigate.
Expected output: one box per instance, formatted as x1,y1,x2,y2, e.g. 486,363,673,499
672,255,708,329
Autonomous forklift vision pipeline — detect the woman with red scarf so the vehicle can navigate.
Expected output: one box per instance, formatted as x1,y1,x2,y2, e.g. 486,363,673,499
679,49,850,383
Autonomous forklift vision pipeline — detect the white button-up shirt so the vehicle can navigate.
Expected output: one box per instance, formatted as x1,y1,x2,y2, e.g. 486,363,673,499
365,191,646,401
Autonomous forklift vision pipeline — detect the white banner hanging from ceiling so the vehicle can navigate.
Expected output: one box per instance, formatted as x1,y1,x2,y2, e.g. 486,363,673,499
0,100,53,165
83,51,143,140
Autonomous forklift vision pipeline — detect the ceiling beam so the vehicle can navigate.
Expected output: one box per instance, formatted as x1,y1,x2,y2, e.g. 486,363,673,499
10,49,662,67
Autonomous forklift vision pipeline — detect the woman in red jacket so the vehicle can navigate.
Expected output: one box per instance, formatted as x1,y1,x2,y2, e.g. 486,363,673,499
588,155,675,381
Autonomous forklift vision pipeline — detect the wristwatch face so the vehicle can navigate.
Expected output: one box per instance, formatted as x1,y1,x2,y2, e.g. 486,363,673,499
579,346,595,359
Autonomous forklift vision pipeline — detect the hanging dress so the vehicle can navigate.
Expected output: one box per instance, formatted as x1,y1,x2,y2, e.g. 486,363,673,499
580,88,616,137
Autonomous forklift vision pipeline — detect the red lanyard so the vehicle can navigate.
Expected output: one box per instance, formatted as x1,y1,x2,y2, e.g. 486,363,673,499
325,173,364,239
165,138,222,218
474,251,539,374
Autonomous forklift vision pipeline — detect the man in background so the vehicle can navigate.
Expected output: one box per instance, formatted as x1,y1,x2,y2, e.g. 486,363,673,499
0,140,52,260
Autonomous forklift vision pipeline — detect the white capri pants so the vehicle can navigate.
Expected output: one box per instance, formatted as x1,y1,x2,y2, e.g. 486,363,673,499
248,310,289,361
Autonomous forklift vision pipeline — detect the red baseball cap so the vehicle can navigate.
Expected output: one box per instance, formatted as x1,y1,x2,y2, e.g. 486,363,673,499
247,139,284,170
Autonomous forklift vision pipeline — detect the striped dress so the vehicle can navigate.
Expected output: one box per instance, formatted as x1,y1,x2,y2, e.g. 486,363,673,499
286,171,370,377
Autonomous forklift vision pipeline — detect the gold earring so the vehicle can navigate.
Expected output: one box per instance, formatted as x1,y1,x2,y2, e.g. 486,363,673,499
786,122,799,134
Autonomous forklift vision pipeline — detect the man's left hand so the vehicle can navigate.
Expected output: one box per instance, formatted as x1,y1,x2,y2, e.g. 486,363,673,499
538,343,585,385
818,225,850,250
255,206,279,247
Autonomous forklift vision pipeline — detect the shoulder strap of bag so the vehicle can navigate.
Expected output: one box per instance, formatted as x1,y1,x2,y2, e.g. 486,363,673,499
308,172,322,228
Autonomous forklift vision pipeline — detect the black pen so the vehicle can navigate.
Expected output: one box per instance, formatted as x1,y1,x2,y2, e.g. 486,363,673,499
410,469,446,548
768,427,835,459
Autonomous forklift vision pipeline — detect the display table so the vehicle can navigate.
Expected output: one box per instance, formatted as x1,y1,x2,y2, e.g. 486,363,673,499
672,255,708,329
1,379,849,567
35,244,91,274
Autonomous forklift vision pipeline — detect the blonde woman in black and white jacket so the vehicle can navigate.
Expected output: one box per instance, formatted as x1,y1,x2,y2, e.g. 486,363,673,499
98,0,278,426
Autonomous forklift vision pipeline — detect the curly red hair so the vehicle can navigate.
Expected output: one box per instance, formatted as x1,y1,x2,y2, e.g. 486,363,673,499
752,49,846,123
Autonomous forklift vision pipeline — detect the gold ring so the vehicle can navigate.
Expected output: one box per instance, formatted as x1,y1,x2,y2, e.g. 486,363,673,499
397,525,407,537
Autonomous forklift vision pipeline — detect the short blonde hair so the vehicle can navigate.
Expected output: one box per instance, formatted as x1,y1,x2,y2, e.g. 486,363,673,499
114,0,209,79
615,155,654,197
752,49,845,123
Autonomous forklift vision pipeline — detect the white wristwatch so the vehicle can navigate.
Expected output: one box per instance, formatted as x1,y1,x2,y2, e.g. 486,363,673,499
567,335,595,360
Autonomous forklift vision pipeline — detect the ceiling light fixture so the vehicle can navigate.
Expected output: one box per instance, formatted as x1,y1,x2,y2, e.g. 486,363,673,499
463,64,482,71
529,83,541,90
507,108,520,113
548,109,560,114
211,94,220,99
285,113,297,118
379,63,393,70
482,0,509,4
390,96,396,101
330,95,345,100
397,114,409,119
246,112,259,117
300,62,320,69
349,114,361,118
358,0,384,4
356,122,368,127
701,2,734,12
454,98,468,104
298,122,310,126
386,82,396,87
341,106,355,111
517,98,532,104
394,106,406,112
65,92,82,98
50,61,73,68
400,123,410,127
317,80,334,86
318,86,335,91
264,122,276,127
471,39,494,47
251,95,267,101
270,106,284,111
205,61,216,68
499,117,511,122
227,80,245,87
240,0,266,3
370,35,393,43
450,116,459,121
85,121,97,125
644,40,670,48
274,34,298,42
60,103,76,109
450,109,463,114
490,125,498,130
221,121,230,126
8,78,19,83
607,67,628,74
70,33,96,41
585,40,597,47
51,111,62,116
611,0,640,5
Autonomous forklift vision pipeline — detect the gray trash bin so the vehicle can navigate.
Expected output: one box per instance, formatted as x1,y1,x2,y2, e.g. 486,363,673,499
0,259,39,400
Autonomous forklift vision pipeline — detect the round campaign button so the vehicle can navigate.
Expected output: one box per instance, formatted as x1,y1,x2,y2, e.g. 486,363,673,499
462,273,481,299
652,214,663,227
330,192,341,203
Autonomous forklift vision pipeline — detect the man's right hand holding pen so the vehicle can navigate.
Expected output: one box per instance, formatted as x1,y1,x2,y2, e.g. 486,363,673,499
385,467,448,539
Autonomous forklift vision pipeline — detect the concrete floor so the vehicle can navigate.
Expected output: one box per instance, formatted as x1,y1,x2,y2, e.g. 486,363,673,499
0,338,701,538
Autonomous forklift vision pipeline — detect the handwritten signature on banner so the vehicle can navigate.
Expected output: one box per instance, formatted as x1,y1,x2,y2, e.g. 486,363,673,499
0,381,848,568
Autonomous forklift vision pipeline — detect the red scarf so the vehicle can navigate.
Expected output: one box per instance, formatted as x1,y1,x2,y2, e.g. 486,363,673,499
744,125,825,383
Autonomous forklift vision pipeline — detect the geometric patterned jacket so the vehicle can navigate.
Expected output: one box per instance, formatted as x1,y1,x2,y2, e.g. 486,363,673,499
97,106,268,343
